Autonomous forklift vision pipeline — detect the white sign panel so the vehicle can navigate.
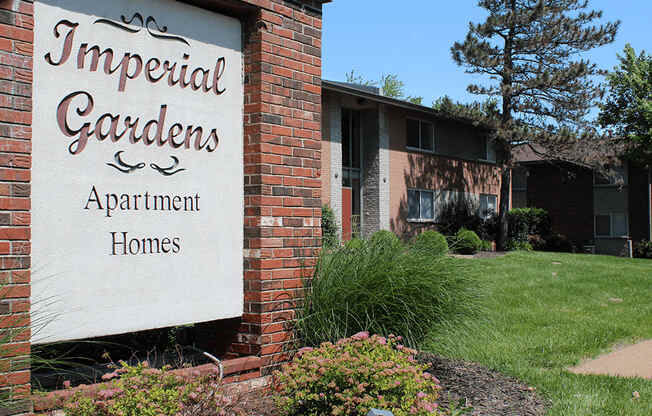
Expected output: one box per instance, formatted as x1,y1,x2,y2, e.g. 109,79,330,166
32,0,244,343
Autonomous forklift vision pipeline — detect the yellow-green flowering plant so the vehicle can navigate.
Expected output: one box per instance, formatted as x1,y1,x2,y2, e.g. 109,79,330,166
274,333,442,416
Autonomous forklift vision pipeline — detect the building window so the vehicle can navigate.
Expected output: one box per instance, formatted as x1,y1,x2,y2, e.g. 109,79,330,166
595,213,629,237
594,164,627,186
406,119,434,152
479,194,497,219
511,167,528,209
408,189,435,221
483,138,497,163
341,108,361,187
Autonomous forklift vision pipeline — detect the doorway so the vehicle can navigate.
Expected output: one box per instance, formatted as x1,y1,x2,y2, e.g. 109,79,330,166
341,108,362,241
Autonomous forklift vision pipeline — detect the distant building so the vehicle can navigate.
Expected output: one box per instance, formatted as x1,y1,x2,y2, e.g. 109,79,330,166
513,146,652,255
321,80,503,241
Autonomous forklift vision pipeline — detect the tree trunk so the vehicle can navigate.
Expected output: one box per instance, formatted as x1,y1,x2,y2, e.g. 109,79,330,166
497,159,512,251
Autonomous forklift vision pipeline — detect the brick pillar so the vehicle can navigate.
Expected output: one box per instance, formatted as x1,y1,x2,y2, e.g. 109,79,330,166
0,0,33,414
238,0,323,375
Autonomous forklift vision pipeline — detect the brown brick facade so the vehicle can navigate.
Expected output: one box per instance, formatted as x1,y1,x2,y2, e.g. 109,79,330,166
0,0,324,412
0,0,33,414
629,163,652,243
526,163,595,244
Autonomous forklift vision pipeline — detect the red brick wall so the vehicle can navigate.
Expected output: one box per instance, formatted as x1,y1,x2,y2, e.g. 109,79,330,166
526,163,594,244
0,0,33,414
238,0,323,375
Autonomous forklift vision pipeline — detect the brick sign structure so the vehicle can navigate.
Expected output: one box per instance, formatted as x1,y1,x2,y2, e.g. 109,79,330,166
0,0,326,413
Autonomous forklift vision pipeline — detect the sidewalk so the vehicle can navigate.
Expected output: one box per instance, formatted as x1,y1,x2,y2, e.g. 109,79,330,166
570,340,652,379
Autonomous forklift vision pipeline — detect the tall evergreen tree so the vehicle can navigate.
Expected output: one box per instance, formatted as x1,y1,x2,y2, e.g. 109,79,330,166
451,0,619,249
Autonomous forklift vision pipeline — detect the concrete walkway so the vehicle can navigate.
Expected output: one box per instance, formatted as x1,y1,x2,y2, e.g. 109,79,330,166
570,340,652,379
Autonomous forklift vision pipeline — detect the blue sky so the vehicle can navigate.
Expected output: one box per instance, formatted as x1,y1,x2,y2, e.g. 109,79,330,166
322,1,652,108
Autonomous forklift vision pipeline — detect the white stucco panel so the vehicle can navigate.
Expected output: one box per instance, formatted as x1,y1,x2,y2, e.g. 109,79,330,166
32,0,244,343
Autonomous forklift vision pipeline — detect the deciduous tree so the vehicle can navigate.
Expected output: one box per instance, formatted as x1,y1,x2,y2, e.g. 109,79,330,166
598,44,652,164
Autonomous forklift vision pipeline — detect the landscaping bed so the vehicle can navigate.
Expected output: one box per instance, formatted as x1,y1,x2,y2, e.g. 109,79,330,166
216,353,549,416
420,353,548,416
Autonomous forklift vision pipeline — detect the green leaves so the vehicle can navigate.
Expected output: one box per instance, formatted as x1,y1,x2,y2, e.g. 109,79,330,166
599,44,652,163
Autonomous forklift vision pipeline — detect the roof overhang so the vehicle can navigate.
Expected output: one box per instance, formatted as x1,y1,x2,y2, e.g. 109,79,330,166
322,80,438,116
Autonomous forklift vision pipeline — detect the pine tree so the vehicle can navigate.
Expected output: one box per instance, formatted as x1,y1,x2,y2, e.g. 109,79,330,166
451,0,619,249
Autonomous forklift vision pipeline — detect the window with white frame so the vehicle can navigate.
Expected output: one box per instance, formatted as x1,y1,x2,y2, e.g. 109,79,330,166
406,119,435,152
595,213,628,237
408,189,435,221
479,194,497,220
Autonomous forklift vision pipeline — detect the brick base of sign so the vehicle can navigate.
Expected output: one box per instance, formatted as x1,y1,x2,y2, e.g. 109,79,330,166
31,356,263,415
0,0,34,414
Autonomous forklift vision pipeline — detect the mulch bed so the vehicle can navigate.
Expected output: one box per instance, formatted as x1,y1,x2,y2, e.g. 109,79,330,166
242,353,549,415
419,353,549,415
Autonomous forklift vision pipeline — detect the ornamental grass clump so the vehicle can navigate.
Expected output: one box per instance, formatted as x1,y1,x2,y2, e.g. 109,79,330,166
63,362,244,416
297,230,478,347
274,332,442,416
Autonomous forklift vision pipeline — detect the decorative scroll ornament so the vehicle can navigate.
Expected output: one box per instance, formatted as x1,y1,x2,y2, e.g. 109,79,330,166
106,151,145,173
94,13,190,46
150,156,186,176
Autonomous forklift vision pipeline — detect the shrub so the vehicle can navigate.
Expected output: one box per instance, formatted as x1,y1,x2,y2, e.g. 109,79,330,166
322,204,339,248
505,240,533,251
634,240,652,259
274,333,442,416
480,240,493,252
438,198,497,241
543,233,574,253
507,208,551,243
297,234,478,347
528,234,547,251
453,228,482,255
412,230,448,256
64,362,243,416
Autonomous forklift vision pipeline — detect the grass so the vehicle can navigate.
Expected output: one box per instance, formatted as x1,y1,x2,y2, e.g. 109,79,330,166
424,251,652,415
297,232,479,348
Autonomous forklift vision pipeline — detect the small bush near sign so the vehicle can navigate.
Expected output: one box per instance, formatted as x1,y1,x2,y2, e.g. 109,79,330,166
63,362,242,416
273,333,442,416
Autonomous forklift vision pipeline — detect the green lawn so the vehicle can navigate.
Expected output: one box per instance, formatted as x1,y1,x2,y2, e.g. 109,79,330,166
425,251,652,416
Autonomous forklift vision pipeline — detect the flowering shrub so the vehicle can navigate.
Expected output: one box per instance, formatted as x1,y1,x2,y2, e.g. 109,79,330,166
274,333,442,416
64,362,243,416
